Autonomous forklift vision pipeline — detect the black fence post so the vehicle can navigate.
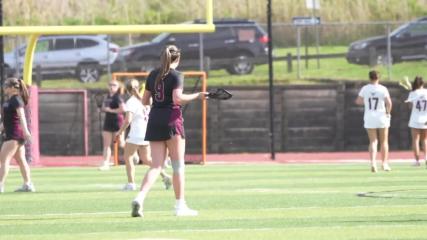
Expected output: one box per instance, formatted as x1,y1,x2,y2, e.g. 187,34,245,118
286,53,293,73
203,56,210,75
35,65,42,87
335,82,346,150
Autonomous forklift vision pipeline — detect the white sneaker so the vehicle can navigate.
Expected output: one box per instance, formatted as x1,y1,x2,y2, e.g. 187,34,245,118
162,176,172,190
122,183,136,191
382,163,392,171
371,165,377,173
0,184,4,193
412,161,421,167
14,183,36,192
131,200,143,217
98,164,110,171
175,204,198,217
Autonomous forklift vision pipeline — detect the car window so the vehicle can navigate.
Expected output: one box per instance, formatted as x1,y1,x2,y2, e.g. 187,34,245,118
235,27,257,42
17,40,52,56
76,39,98,48
205,27,233,40
170,33,199,43
35,40,50,53
152,33,169,43
53,38,75,51
406,22,427,37
391,23,410,37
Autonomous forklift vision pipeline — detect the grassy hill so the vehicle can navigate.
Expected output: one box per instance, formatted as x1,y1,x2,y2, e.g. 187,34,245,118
4,0,427,26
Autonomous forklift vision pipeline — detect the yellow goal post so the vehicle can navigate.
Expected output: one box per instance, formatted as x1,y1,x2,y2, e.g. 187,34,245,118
0,0,214,86
0,0,213,165
112,71,207,165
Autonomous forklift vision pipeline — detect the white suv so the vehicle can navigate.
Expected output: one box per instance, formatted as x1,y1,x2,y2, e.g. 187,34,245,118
5,35,119,83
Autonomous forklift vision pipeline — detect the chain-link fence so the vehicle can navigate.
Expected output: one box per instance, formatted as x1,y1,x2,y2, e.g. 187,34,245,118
3,19,427,86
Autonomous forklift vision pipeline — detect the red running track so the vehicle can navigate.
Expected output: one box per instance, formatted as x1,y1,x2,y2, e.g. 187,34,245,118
24,151,416,167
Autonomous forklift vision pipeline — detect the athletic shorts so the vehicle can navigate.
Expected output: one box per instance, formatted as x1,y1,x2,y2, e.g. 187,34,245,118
126,137,149,146
103,120,120,132
3,134,26,145
145,107,185,141
364,114,390,129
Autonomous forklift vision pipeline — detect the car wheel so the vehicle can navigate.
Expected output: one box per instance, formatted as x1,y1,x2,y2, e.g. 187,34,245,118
77,64,100,83
226,54,254,75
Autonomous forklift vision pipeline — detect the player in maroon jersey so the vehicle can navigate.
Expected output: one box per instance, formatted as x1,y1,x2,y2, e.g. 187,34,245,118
131,45,207,217
99,80,125,170
0,78,34,193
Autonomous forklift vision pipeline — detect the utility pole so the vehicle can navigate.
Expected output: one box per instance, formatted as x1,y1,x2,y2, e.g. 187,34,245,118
312,0,320,68
0,0,4,107
267,0,275,160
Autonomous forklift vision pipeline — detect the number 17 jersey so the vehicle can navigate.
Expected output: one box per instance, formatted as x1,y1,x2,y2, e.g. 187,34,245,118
406,88,427,129
358,83,390,129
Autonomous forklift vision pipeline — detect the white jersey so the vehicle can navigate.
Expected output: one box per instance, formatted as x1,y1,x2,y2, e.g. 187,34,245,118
124,96,150,145
406,88,427,129
358,83,391,129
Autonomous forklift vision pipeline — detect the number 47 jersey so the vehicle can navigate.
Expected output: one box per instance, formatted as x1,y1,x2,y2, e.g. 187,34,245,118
406,88,427,129
358,83,391,129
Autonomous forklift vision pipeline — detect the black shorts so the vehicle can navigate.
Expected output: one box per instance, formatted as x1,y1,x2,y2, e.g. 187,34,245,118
103,120,120,132
3,134,26,145
145,108,185,141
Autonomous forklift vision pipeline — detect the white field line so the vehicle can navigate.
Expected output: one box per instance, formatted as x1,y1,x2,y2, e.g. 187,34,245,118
206,159,416,165
2,204,427,218
80,224,427,235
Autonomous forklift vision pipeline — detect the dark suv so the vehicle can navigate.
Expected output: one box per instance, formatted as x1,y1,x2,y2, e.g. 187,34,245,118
347,17,427,66
116,19,269,75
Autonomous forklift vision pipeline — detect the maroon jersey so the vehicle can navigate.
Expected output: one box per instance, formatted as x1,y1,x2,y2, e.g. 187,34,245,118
145,68,183,109
144,68,185,141
2,95,24,141
103,92,124,132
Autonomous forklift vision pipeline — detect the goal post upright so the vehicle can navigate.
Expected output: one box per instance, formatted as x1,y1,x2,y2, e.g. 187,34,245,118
111,71,207,165
0,0,214,165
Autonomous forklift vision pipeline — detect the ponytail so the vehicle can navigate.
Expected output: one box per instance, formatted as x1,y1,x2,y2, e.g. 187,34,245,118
125,79,139,95
154,45,181,86
412,76,424,91
18,79,29,105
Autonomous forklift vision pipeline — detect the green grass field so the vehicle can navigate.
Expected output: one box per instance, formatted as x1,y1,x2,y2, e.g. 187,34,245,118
1,163,427,240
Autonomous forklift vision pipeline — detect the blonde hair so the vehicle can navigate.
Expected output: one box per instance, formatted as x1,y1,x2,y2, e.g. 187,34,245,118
124,79,139,95
109,79,124,95
154,45,181,86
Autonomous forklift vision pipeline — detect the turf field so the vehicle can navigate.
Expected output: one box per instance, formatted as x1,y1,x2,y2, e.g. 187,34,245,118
1,163,427,240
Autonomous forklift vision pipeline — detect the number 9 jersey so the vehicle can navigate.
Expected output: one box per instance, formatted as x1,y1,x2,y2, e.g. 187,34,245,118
358,83,391,129
406,88,427,129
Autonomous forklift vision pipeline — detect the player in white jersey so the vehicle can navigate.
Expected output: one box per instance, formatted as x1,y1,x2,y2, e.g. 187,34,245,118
355,70,392,172
115,79,171,191
405,76,427,167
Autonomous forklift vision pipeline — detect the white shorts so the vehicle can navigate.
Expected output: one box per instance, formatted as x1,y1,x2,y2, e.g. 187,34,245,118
126,137,149,146
409,122,427,129
364,114,390,129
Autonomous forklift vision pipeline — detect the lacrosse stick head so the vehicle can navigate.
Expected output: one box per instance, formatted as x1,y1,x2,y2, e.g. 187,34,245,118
207,88,232,100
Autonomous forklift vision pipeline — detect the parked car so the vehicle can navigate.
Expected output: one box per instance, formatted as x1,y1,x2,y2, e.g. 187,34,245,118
115,19,269,75
5,35,119,83
347,17,427,66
